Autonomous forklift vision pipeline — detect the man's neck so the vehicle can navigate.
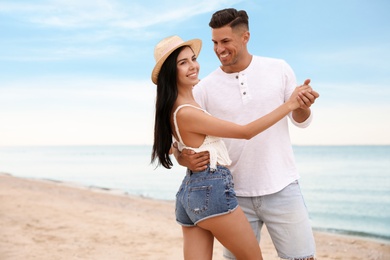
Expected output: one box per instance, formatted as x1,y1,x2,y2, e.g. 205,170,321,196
221,54,253,73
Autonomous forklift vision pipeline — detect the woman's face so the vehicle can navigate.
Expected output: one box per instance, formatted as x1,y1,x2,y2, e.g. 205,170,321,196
176,46,200,87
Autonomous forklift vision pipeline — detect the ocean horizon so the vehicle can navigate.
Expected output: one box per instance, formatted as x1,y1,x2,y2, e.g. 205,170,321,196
1,145,389,241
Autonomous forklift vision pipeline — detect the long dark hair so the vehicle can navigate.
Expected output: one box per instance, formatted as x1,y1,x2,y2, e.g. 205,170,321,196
151,46,186,169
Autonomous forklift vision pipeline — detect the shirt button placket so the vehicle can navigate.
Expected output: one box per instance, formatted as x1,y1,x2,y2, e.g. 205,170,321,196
239,73,249,103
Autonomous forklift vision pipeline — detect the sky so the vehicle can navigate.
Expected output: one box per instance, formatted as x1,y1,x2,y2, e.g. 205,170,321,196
0,0,389,146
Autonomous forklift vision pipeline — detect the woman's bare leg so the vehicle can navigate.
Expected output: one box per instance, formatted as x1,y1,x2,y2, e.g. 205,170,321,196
197,206,262,260
182,226,214,260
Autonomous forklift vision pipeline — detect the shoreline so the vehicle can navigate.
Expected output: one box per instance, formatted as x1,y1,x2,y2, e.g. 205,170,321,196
312,227,390,244
35,174,390,243
1,172,389,259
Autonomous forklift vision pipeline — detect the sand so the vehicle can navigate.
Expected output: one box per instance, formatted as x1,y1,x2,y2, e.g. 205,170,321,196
0,173,389,260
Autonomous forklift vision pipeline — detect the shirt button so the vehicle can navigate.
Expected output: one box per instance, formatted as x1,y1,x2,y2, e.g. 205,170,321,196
243,92,246,95
235,75,239,79
241,82,244,85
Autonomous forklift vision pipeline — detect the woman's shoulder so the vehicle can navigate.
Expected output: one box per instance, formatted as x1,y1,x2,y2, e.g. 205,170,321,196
173,104,204,116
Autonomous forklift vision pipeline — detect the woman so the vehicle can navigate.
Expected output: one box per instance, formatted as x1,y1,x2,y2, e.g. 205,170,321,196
150,36,312,260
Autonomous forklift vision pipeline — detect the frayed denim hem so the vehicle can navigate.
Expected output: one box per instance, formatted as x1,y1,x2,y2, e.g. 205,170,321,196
279,256,316,260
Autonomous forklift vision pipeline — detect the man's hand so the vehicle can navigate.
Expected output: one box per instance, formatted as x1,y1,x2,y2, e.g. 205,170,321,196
172,142,209,172
293,79,320,122
180,149,209,172
296,79,320,110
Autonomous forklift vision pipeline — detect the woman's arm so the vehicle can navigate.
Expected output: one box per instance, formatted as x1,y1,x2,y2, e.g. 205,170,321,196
178,85,313,141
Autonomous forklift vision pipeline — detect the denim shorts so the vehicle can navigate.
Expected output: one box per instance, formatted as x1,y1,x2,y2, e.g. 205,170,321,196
223,180,316,260
175,165,238,226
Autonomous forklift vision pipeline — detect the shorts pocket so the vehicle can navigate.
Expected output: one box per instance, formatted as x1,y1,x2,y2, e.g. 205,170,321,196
187,185,211,215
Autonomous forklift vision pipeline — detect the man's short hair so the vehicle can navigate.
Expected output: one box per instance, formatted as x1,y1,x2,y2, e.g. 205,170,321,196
209,8,249,31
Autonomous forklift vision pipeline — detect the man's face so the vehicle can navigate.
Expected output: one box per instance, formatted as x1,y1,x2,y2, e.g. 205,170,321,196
211,25,245,69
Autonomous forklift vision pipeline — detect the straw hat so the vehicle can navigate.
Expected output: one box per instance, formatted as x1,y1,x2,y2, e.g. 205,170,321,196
151,35,202,84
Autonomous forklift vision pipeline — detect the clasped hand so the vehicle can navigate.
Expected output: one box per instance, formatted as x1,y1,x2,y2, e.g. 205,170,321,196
295,79,320,110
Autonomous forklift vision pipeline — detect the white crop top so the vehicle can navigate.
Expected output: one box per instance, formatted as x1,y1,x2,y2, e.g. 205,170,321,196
173,104,232,170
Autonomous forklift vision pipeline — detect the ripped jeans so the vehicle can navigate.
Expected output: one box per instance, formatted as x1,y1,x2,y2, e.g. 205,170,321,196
175,165,238,226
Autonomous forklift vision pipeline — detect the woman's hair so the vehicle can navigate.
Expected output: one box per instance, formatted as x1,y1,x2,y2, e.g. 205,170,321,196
151,46,186,169
209,8,249,31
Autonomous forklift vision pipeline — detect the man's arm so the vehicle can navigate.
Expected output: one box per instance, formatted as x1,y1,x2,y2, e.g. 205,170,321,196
172,142,210,172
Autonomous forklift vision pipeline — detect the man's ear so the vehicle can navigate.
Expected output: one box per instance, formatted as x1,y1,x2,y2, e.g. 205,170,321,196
243,31,250,44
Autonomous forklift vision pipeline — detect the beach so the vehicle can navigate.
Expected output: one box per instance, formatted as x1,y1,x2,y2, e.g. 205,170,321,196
1,173,389,260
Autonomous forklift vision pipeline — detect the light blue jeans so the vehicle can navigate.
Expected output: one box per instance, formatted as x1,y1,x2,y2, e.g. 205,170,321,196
175,165,238,226
223,180,316,260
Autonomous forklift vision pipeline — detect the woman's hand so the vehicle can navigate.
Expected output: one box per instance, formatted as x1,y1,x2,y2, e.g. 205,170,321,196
288,79,319,110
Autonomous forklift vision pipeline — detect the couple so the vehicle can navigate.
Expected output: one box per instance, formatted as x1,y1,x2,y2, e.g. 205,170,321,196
151,8,319,260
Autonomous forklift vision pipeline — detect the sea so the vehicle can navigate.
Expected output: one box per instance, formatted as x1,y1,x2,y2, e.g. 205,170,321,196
1,145,389,241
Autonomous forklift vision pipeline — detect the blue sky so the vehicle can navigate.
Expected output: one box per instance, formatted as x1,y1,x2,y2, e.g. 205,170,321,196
1,0,389,146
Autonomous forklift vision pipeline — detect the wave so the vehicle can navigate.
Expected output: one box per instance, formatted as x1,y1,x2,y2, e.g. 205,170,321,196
313,227,390,242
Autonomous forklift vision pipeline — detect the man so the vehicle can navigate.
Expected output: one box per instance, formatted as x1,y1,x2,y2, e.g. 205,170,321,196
175,8,319,260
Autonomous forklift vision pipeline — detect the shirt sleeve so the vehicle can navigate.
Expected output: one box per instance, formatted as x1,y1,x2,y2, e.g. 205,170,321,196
289,111,313,128
193,82,206,109
283,60,314,128
283,60,297,102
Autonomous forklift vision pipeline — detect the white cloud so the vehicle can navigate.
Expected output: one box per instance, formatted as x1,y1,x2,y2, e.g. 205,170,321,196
0,77,156,146
290,104,390,145
0,0,121,28
0,0,245,61
314,81,389,107
0,76,154,103
289,81,390,145
0,0,244,29
2,76,389,146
